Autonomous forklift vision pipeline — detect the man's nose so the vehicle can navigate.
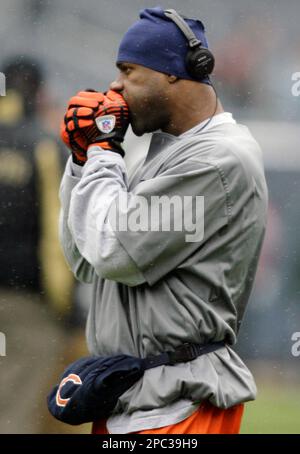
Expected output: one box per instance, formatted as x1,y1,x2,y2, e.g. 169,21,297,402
109,78,124,92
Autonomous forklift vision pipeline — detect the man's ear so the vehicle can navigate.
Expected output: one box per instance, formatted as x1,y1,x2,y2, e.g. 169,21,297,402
167,75,178,84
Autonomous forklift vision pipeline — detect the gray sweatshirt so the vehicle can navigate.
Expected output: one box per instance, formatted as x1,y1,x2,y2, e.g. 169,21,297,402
59,113,268,433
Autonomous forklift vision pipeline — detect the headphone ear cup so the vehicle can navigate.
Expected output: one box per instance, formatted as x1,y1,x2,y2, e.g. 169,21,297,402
186,47,215,80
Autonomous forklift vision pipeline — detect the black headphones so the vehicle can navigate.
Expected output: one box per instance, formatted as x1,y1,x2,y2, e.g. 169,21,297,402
164,9,215,80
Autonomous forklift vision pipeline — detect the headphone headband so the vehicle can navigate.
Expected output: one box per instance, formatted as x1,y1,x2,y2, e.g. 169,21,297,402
164,9,202,48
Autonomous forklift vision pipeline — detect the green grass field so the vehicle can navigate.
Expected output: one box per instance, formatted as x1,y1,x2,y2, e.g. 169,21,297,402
241,385,300,434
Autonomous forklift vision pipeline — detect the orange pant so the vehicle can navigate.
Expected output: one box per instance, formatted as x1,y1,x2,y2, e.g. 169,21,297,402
92,401,244,434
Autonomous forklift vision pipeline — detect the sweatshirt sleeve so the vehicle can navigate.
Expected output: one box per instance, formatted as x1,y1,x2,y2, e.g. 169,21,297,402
59,157,94,283
60,149,146,286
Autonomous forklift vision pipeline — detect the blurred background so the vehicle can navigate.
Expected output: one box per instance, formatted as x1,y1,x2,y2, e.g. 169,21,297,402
0,0,299,434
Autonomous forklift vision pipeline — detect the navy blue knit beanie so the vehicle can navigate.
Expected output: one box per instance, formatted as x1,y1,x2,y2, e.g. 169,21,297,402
117,7,212,85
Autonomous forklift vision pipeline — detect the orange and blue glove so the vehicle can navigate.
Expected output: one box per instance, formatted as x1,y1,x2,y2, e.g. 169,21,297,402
61,90,130,166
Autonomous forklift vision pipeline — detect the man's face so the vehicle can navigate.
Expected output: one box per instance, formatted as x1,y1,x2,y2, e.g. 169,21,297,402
110,63,172,136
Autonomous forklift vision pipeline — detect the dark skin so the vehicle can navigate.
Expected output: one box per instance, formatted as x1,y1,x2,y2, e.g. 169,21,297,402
110,62,224,137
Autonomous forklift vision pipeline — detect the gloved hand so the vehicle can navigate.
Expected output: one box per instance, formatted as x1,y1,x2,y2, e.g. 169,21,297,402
61,90,130,166
60,90,104,165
